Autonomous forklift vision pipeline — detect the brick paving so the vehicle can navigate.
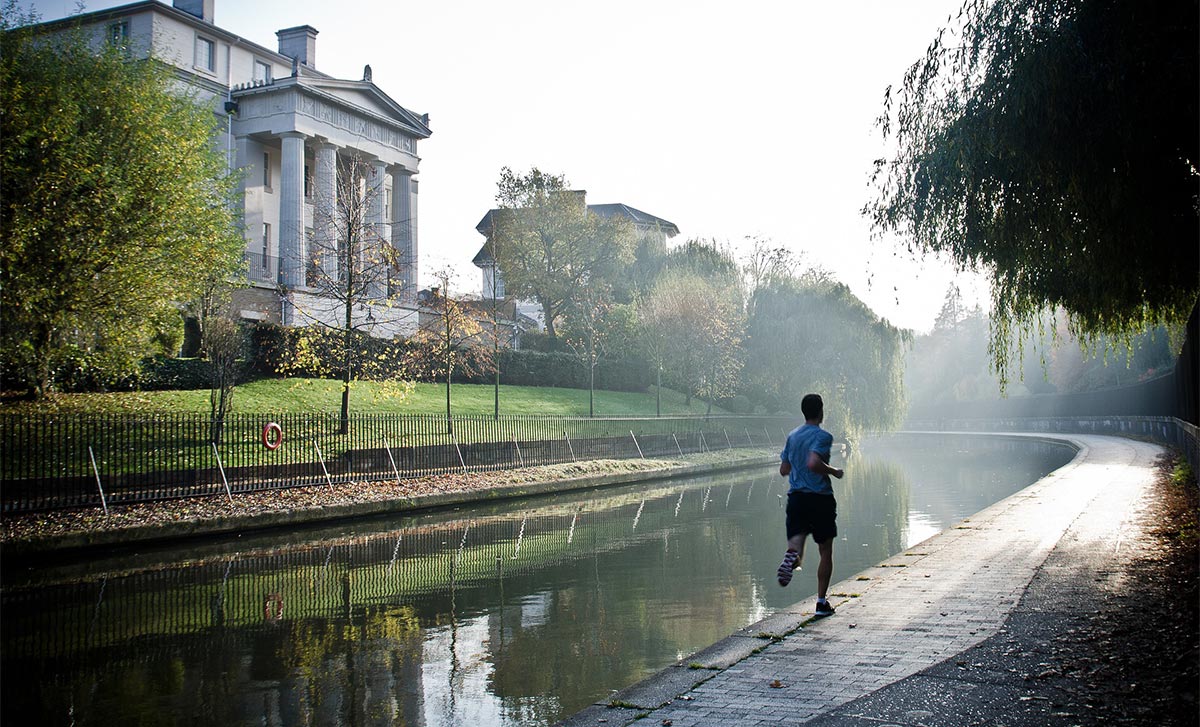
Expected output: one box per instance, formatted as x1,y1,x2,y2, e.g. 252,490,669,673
558,433,1164,727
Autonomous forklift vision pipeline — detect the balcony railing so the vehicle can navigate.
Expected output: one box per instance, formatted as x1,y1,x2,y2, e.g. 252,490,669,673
245,251,280,285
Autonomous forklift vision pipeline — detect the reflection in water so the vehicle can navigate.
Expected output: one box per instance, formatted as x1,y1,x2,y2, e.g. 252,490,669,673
1,435,1074,726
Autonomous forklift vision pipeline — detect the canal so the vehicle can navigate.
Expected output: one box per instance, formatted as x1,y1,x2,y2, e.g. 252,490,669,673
1,433,1075,726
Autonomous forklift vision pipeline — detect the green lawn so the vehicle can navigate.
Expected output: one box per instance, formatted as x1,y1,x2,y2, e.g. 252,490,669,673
2,378,729,417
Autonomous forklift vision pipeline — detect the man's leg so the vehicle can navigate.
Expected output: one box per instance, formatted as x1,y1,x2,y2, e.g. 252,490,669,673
815,537,833,601
788,533,807,565
778,505,807,586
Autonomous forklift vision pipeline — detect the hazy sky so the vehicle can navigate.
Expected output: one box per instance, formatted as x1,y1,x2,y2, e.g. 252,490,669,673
25,0,986,332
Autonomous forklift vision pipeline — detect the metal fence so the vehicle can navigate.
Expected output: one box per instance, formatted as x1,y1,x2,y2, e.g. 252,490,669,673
0,413,796,514
904,415,1200,476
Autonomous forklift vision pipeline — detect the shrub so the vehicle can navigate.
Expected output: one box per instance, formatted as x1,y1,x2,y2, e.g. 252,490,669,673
138,356,214,391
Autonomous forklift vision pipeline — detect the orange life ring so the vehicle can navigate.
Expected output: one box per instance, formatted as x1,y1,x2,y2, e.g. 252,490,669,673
263,593,284,620
262,422,283,450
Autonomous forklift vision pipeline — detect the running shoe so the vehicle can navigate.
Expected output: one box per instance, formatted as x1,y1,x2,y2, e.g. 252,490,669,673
777,550,800,586
814,599,835,617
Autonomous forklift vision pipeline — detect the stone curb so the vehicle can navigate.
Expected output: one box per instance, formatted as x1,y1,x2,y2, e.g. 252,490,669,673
3,455,778,558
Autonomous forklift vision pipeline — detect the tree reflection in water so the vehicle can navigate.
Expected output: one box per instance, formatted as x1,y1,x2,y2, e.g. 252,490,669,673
1,435,1073,726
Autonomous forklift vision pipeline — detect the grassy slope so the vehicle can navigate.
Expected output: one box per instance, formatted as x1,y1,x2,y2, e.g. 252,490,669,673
1,379,728,417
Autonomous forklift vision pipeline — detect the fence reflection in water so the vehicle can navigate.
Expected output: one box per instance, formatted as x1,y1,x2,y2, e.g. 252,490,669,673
1,477,740,661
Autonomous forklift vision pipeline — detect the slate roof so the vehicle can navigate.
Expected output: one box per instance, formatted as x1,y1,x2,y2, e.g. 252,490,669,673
587,203,680,236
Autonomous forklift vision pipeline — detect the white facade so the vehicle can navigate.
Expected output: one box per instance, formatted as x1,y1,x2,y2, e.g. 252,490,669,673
55,0,430,337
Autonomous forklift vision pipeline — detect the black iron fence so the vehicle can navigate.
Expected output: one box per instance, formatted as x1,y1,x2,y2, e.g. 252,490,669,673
0,413,795,513
904,415,1199,475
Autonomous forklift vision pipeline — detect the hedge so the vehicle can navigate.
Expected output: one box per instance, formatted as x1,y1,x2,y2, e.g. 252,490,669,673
246,322,652,393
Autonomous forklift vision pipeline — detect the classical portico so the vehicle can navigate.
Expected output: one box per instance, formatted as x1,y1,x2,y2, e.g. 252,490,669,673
231,68,430,334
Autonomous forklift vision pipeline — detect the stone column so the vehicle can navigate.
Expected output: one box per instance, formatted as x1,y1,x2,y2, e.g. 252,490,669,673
366,158,388,298
233,135,256,283
392,169,415,299
278,132,307,296
313,141,339,283
410,177,419,296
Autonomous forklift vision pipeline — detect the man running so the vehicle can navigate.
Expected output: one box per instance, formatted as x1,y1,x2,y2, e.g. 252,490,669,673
777,393,843,617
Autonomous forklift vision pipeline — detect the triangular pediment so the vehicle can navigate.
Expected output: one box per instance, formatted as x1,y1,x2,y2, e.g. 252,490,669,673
299,78,431,138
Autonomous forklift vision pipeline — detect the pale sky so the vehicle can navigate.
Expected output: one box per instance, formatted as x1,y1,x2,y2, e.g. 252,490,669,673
26,0,987,333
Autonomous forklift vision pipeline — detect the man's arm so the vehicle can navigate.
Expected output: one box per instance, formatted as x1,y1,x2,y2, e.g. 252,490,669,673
780,460,791,477
806,450,844,479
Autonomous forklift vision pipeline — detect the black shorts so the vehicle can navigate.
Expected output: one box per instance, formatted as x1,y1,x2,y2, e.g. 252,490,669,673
785,491,837,543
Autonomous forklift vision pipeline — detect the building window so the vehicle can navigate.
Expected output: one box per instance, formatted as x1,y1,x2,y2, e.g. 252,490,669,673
304,164,312,199
263,152,272,190
108,21,129,47
261,223,272,275
383,186,392,221
194,35,215,72
253,60,272,84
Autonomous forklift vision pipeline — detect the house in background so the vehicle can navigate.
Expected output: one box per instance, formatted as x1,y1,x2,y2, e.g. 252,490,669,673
31,0,430,338
472,198,680,334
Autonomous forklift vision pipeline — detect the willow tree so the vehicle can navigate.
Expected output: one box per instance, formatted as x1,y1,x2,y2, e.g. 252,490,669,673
0,11,244,397
867,0,1199,382
744,273,908,438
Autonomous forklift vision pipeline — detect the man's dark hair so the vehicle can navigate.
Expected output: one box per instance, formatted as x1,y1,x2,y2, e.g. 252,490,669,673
801,393,823,421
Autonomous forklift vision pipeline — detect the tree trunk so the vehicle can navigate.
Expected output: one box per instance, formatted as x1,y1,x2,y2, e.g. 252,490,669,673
492,264,500,420
705,361,716,417
656,363,662,417
32,323,55,399
340,299,352,435
444,313,453,435
540,296,557,341
445,369,453,435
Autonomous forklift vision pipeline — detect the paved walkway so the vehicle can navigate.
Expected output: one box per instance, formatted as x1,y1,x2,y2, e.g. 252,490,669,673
559,433,1165,726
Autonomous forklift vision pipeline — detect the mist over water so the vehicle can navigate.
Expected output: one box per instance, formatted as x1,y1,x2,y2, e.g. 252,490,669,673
1,434,1074,726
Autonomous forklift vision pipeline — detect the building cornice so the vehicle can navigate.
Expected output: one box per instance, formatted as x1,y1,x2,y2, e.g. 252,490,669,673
233,78,431,141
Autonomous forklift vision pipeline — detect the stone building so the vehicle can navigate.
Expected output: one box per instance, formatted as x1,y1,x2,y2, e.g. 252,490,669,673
472,198,680,331
36,0,430,337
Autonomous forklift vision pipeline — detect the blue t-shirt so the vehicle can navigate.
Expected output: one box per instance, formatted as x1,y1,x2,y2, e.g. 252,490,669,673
780,424,834,495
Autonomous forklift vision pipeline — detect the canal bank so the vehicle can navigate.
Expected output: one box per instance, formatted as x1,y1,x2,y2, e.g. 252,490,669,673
1,448,777,558
560,432,1197,726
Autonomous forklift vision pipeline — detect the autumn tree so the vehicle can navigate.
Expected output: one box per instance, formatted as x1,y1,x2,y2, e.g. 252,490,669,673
407,270,493,433
642,268,745,415
488,167,635,340
867,0,1199,382
0,11,243,397
280,152,413,430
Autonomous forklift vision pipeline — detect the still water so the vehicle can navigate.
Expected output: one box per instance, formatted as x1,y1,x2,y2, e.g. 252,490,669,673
2,434,1074,726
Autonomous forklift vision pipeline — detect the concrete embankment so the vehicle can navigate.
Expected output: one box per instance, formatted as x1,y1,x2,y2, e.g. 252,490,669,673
559,432,1168,727
2,451,777,557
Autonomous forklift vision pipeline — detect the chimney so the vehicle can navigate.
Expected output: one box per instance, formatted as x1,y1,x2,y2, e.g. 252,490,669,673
173,0,214,23
277,26,318,70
